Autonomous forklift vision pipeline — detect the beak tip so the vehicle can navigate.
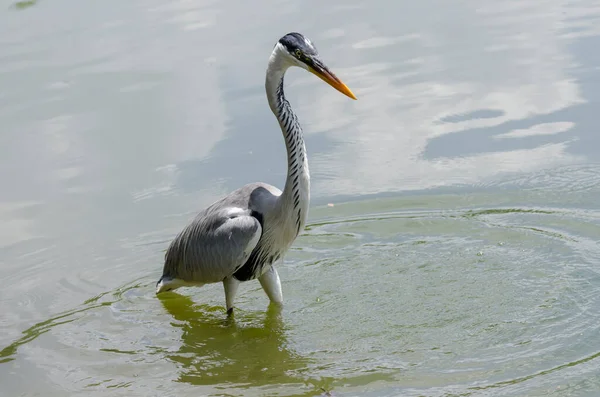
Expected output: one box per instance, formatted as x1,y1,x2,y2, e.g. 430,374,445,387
340,85,357,100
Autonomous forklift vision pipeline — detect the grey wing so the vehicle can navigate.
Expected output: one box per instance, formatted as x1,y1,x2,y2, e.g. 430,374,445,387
161,207,262,284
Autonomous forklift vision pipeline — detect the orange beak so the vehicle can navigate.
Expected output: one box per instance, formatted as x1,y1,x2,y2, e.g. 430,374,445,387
309,59,357,100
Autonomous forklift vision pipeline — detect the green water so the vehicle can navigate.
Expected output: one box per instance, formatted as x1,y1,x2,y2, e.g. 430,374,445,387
2,0,600,396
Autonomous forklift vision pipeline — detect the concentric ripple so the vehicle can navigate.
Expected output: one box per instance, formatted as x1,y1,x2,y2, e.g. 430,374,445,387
2,191,600,396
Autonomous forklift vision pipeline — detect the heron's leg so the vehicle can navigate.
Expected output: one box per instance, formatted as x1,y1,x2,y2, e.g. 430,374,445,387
223,276,240,315
258,266,283,306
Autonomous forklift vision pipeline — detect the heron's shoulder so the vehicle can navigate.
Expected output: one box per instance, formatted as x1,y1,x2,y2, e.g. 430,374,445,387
186,203,260,237
236,182,282,199
207,183,280,211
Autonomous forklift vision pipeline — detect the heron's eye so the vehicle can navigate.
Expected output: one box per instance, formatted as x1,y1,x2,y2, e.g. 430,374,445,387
295,49,302,58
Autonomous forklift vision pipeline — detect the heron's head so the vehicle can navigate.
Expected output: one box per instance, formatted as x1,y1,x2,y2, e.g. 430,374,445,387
277,32,357,100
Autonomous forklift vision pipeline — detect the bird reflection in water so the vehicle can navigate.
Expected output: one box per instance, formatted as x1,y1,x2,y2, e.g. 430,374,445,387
158,293,323,394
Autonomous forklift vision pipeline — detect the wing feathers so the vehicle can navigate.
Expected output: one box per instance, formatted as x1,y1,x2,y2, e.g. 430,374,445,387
161,207,262,283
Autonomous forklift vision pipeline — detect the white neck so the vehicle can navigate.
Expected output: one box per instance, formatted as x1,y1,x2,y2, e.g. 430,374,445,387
265,43,310,238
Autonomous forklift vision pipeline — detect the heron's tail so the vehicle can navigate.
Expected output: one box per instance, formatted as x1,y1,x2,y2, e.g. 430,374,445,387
155,275,173,294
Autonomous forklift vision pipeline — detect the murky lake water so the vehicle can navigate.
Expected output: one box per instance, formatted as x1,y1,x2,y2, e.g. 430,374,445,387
2,0,600,396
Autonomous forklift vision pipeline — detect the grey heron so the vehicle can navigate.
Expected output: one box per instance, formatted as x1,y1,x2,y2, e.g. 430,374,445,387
156,32,356,314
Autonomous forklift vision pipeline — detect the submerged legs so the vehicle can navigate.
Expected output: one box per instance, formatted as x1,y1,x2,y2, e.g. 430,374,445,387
223,276,240,315
258,266,283,306
223,266,283,316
